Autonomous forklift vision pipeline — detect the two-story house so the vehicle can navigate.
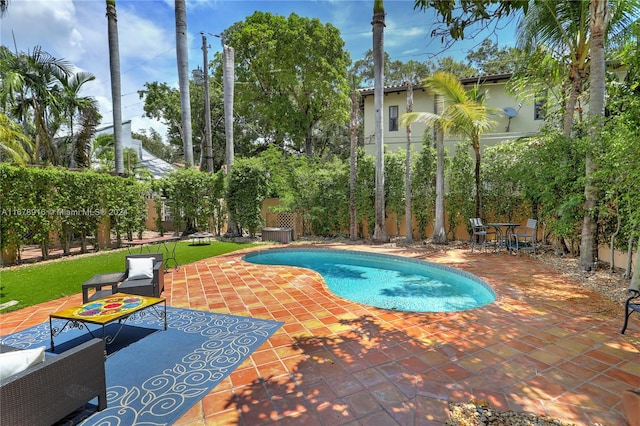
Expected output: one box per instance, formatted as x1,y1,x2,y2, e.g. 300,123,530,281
359,73,544,155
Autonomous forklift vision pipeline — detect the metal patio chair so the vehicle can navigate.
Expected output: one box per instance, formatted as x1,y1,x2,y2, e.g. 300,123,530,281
469,218,496,253
511,219,537,256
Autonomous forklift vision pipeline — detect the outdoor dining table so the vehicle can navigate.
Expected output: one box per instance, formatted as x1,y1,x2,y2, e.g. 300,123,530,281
122,236,180,271
487,222,520,253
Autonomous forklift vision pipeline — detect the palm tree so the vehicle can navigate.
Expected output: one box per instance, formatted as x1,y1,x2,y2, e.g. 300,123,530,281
404,80,414,243
0,0,8,17
395,61,429,243
400,72,501,220
223,44,239,236
579,0,611,270
348,75,361,241
372,0,388,243
519,0,639,269
432,93,447,244
0,45,71,165
73,104,101,168
175,0,194,167
106,0,124,174
0,112,31,164
517,1,591,137
579,0,639,270
59,71,98,167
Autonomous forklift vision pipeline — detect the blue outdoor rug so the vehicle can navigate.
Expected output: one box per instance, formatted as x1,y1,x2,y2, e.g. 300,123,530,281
1,307,283,425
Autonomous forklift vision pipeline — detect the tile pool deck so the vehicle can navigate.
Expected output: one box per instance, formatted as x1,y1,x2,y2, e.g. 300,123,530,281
1,244,639,425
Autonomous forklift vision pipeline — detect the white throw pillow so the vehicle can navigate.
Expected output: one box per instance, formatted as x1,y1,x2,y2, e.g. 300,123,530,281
0,346,46,381
128,257,155,280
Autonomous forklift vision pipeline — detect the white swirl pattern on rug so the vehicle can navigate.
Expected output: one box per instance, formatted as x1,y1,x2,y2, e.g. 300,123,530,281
2,307,283,425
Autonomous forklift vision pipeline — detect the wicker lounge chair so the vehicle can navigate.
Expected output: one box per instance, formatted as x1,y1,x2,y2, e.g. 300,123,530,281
0,338,107,426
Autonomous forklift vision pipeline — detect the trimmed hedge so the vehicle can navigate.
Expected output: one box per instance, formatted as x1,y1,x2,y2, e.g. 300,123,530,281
0,165,148,263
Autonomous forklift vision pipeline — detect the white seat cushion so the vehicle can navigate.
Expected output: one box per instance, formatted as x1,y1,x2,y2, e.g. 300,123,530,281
0,346,46,381
127,257,155,280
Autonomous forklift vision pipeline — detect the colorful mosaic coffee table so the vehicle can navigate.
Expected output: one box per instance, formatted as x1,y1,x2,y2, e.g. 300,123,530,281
49,293,166,352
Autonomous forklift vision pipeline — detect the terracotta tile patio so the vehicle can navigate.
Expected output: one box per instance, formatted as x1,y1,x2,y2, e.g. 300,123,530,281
1,244,639,425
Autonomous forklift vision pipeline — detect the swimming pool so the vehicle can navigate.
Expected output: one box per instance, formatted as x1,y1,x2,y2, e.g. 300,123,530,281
243,248,495,312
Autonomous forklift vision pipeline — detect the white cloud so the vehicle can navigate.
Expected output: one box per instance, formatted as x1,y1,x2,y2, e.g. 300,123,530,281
2,0,84,60
117,7,175,62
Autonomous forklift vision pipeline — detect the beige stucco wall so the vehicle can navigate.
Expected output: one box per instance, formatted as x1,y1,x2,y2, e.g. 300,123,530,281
361,79,544,156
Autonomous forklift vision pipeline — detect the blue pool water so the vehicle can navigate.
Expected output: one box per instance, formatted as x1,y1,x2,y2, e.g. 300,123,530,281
243,248,495,312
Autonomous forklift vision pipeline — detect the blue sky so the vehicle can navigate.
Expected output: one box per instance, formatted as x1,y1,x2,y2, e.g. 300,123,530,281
1,0,517,136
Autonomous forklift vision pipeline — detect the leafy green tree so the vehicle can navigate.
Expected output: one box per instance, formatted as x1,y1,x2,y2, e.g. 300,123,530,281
384,151,405,237
140,78,226,168
356,151,376,237
226,157,269,236
132,129,178,163
411,142,436,240
434,57,477,78
221,11,351,156
465,38,526,75
413,0,528,42
446,142,474,240
596,75,640,275
482,142,528,222
516,131,586,254
138,82,182,147
351,51,432,87
307,159,349,236
106,177,148,243
351,50,393,88
161,167,223,235
352,51,478,86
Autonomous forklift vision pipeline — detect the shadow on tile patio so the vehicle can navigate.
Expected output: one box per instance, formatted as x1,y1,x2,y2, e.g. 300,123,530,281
1,244,639,425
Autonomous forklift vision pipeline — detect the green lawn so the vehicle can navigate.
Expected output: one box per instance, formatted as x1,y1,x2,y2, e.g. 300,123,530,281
0,241,259,313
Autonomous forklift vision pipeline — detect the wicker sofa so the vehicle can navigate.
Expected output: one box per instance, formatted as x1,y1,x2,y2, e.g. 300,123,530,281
0,338,107,426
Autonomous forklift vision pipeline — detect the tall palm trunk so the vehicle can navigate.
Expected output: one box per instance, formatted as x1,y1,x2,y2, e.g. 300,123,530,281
404,81,413,243
106,0,124,174
579,0,610,270
202,34,213,173
432,95,447,244
563,65,586,137
175,0,194,167
433,139,448,241
349,86,359,241
472,131,482,218
372,0,388,243
223,44,239,236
